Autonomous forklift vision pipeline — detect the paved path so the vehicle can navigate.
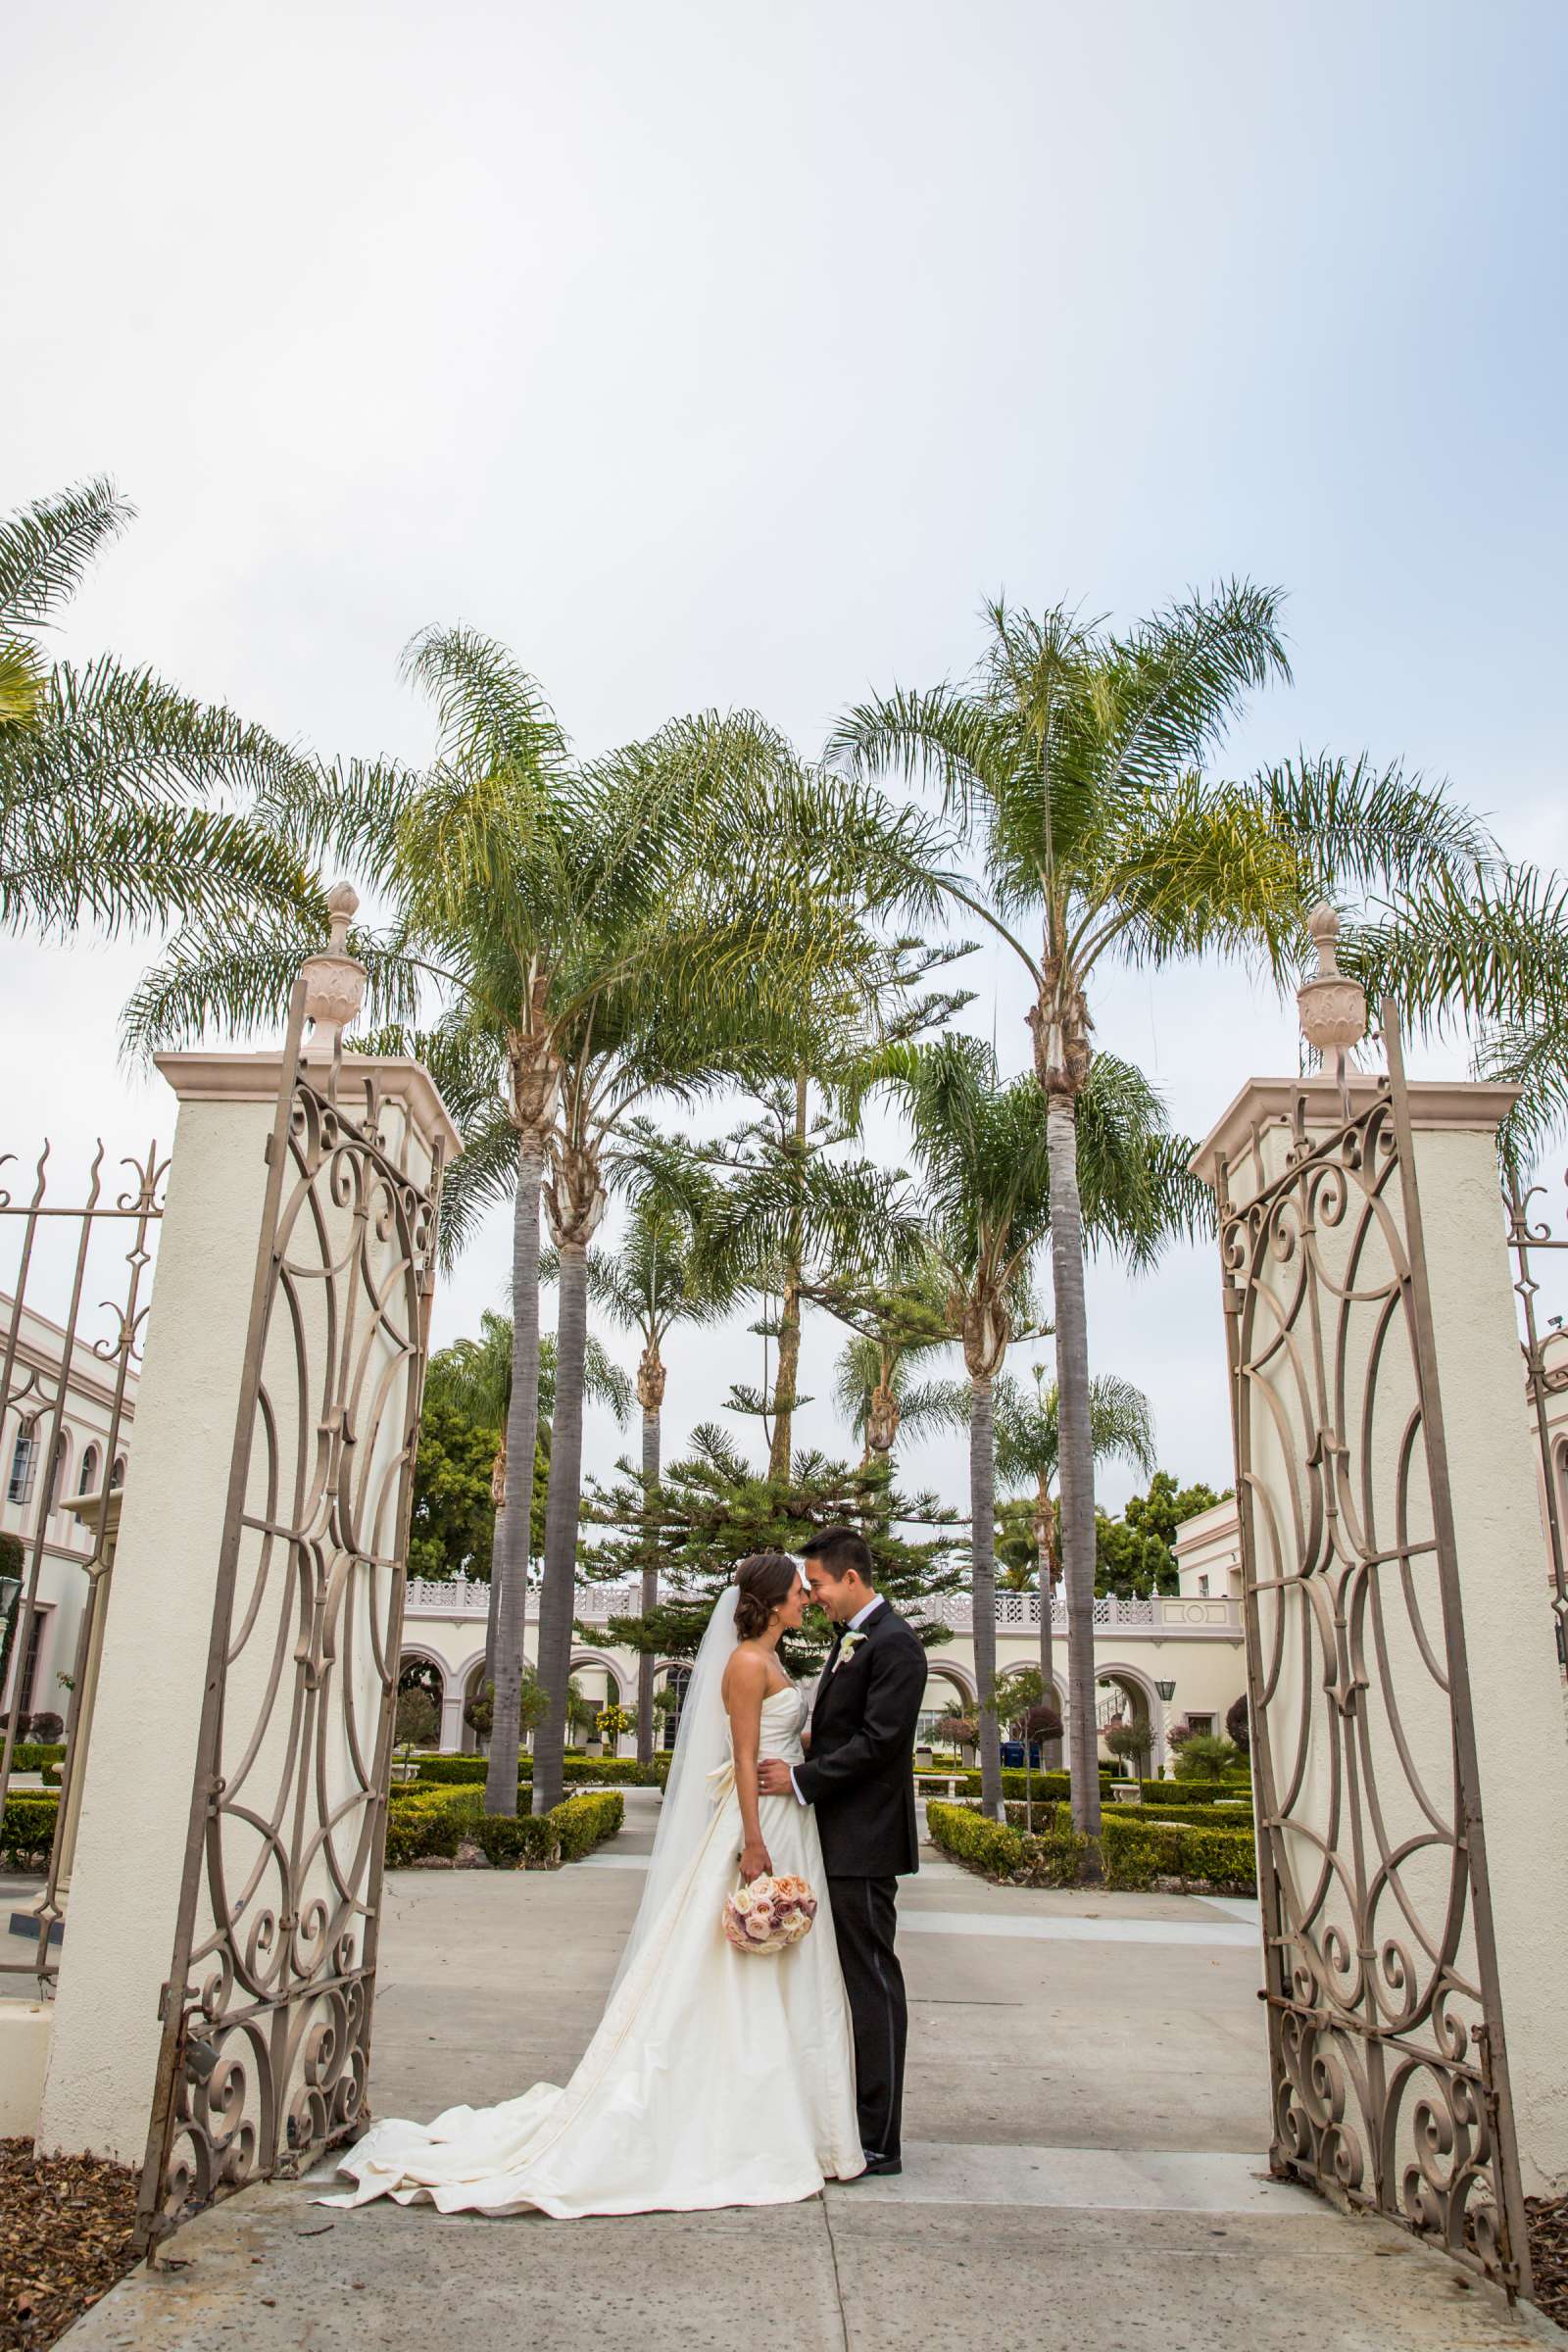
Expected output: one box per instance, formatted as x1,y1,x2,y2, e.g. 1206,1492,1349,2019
65,1792,1563,2351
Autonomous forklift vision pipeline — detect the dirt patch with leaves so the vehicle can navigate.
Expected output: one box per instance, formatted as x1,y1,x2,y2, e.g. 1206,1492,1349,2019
1527,2195,1568,2332
0,2138,139,2349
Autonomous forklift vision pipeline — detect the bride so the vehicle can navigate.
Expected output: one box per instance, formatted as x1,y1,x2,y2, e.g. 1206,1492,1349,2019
324,1551,865,2217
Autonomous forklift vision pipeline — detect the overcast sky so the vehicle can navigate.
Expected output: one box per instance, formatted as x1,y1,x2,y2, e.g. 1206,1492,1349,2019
6,0,1566,1522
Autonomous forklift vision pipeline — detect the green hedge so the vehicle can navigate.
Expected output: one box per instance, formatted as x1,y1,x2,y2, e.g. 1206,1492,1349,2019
7,1742,66,1773
926,1798,1256,1895
1,1793,60,1868
915,1769,1113,1802
384,1787,471,1866
410,1754,669,1790
384,1786,624,1870
915,1768,1250,1812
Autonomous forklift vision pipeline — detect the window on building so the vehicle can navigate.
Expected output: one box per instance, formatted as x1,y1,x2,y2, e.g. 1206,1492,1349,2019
1197,1573,1210,1596
1187,1712,1215,1737
110,1457,125,1490
7,1430,37,1505
78,1445,99,1494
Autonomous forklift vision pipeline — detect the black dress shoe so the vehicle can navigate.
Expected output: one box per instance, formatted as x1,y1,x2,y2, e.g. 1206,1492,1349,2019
853,2150,903,2178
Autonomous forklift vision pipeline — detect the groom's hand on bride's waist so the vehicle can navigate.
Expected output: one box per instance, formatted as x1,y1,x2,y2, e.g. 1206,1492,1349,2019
757,1759,797,1797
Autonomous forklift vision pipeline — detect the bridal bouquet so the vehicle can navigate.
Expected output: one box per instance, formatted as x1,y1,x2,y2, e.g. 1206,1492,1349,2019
722,1873,818,1955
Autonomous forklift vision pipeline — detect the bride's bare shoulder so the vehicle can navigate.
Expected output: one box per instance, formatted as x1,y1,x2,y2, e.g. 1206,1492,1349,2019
721,1642,771,1702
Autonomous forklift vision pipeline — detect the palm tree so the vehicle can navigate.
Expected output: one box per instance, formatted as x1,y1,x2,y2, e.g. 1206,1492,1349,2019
831,582,1492,1842
1,478,312,938
583,1187,736,1761
688,1076,927,1479
827,1253,954,1469
993,1363,1156,1717
125,633,947,1813
832,1331,963,1470
874,1034,1203,1823
428,1309,632,1683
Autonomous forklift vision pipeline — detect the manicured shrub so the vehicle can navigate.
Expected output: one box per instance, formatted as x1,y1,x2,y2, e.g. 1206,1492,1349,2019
1,1793,60,1869
926,1795,1256,1895
383,1789,467,1867
554,1790,623,1859
8,1742,66,1773
1131,1780,1248,1809
385,1786,625,1871
472,1789,624,1870
408,1756,488,1785
408,1754,668,1791
472,1812,560,1869
913,1768,1114,1803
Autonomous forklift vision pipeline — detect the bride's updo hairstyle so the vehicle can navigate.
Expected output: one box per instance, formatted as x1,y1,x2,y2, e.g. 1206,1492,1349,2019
733,1551,801,1639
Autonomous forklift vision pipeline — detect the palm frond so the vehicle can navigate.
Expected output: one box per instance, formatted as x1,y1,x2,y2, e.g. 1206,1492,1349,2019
118,915,423,1062
0,478,132,634
1257,752,1495,900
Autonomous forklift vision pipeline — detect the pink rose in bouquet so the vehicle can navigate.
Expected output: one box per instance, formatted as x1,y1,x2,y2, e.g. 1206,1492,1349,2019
722,1870,819,1955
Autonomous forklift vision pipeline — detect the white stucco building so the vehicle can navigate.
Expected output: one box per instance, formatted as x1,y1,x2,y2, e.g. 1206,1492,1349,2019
0,1297,136,1725
397,1571,1251,1775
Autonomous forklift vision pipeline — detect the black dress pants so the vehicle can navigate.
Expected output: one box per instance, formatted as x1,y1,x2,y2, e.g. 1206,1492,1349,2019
827,1874,906,2161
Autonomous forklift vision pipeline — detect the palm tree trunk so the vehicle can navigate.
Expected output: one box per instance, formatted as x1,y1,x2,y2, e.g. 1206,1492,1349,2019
767,1068,809,1484
1036,1494,1064,1771
1035,1488,1054,1718
484,1137,546,1817
482,1498,506,1689
482,1436,508,1690
1047,1094,1102,1864
969,1372,1003,1820
768,1275,802,1481
531,1239,590,1813
636,1390,661,1766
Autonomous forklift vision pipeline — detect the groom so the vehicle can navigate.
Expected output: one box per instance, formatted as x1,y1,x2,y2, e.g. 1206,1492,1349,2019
758,1525,926,2178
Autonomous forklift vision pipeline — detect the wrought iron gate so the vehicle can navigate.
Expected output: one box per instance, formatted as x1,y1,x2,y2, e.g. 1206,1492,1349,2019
0,1138,164,1986
135,983,443,2253
1503,1167,1568,1674
1217,1010,1529,2295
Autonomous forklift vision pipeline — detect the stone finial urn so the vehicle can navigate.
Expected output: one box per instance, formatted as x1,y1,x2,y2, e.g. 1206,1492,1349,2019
1296,904,1367,1058
301,881,367,1054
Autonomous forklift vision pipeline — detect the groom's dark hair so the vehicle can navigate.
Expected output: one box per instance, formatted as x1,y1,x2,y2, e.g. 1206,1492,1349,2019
802,1526,874,1585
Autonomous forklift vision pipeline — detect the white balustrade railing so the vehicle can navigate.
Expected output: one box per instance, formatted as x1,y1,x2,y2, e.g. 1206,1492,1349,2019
401,1576,1241,1637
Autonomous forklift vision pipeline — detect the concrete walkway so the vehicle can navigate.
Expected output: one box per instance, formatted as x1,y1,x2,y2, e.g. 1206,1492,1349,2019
65,1793,1563,2351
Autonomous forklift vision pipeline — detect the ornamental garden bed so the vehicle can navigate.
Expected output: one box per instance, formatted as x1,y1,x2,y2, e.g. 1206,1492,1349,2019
926,1797,1256,1896
385,1787,623,1869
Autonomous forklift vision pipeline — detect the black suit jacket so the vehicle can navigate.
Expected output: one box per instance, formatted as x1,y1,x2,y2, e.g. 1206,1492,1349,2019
794,1598,925,1877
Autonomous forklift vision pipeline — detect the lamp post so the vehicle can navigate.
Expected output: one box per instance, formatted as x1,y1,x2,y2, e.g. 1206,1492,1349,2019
1154,1679,1176,1782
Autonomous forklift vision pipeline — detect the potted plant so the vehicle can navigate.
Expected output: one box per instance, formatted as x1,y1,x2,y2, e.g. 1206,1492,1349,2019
392,1688,438,1782
1103,1720,1152,1781
566,1678,602,1754
595,1703,637,1758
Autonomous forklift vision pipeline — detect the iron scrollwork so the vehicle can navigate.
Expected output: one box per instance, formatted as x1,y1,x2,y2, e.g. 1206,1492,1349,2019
1218,1039,1528,2296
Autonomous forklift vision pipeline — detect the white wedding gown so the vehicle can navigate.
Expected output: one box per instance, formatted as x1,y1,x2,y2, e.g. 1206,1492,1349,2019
325,1685,865,2218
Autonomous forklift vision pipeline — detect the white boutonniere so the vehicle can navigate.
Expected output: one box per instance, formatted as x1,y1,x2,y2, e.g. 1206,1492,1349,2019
832,1632,867,1672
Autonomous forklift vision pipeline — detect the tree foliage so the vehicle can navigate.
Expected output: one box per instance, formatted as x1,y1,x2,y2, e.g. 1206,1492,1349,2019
1,478,315,942
1094,1470,1230,1597
579,1424,962,1669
